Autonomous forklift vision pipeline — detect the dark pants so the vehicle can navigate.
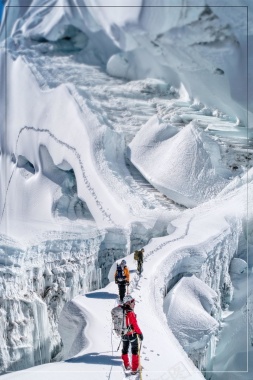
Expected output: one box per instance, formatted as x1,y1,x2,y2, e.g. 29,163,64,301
122,333,138,355
118,282,126,301
137,260,143,274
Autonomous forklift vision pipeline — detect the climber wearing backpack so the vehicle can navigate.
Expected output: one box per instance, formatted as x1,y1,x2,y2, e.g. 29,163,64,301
121,294,143,375
115,259,130,302
134,248,144,274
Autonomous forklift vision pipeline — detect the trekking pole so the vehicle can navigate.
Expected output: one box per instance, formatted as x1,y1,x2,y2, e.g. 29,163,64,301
138,337,143,380
116,338,122,352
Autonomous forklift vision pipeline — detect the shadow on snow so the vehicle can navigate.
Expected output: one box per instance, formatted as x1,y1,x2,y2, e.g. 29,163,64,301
85,291,118,299
66,352,121,366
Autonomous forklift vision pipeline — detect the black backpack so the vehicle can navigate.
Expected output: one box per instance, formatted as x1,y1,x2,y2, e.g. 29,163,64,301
116,264,124,282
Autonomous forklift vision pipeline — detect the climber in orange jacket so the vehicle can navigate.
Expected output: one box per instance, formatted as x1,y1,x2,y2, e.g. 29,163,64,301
114,259,130,302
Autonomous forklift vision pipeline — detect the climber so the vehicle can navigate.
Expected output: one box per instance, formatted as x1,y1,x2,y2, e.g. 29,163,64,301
115,259,130,302
136,248,144,274
121,294,143,375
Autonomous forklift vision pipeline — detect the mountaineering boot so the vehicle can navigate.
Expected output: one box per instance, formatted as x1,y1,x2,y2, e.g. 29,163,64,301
131,354,139,372
122,354,131,370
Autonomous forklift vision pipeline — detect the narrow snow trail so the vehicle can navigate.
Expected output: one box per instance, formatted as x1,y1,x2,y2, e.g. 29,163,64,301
1,285,203,380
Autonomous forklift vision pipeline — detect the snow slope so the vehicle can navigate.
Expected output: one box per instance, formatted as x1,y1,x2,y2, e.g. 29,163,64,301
0,2,253,379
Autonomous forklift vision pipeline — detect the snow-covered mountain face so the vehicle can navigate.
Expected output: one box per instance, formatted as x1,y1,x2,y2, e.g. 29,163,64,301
0,1,252,378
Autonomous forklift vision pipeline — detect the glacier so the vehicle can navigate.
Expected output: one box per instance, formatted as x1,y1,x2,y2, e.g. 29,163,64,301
0,1,252,379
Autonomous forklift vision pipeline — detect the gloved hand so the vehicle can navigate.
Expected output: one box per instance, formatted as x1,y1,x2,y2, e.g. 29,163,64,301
126,281,129,286
115,280,118,284
138,333,143,341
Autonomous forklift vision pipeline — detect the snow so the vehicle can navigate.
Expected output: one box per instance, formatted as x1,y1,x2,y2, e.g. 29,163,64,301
129,117,231,207
0,1,253,380
0,267,205,380
1,0,252,126
1,169,252,378
164,275,219,354
229,258,247,274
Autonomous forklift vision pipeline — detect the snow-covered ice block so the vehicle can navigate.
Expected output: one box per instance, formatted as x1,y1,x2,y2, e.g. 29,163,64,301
164,275,219,353
129,116,231,207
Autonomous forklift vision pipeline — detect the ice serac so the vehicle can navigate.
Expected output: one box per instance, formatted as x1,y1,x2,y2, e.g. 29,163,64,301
164,275,219,368
128,116,231,207
1,1,251,126
106,1,251,127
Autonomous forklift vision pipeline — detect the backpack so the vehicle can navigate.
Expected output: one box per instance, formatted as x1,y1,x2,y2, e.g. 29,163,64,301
134,250,139,260
111,306,128,336
115,264,124,281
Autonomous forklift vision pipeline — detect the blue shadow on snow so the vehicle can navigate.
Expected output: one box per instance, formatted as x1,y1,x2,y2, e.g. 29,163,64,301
66,352,121,366
85,291,118,299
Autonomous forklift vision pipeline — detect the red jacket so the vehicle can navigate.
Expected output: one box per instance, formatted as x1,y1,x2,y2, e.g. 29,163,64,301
125,309,142,335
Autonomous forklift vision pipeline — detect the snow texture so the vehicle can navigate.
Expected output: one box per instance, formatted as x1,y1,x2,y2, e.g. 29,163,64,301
0,1,252,380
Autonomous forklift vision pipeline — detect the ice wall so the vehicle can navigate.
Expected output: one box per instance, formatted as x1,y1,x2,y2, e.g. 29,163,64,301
0,227,132,374
159,217,239,371
0,224,171,373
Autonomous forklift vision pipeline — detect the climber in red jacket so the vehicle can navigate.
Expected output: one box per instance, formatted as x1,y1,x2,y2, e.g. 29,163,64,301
121,294,143,375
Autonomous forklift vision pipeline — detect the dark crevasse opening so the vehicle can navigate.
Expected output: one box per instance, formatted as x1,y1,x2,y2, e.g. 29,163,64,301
17,155,36,175
38,145,94,221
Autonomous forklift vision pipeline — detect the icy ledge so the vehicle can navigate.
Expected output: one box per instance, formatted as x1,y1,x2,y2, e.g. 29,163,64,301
141,168,252,372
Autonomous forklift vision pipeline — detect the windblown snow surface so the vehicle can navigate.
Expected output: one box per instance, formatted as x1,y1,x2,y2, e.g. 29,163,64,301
0,1,253,380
